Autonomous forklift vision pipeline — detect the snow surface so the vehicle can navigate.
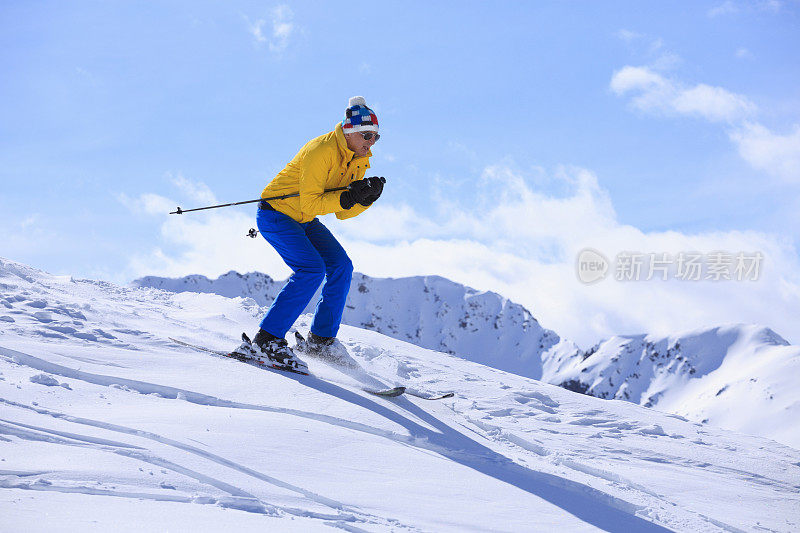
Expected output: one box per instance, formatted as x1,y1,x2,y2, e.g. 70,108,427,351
134,269,800,450
2,257,800,532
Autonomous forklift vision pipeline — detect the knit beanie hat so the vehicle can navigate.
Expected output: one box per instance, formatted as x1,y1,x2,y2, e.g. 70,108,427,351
341,96,379,133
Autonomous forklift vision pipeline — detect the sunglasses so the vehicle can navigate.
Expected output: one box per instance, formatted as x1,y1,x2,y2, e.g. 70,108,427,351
360,131,380,141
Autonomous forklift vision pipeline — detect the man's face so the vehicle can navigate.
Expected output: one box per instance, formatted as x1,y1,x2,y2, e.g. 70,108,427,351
345,131,378,157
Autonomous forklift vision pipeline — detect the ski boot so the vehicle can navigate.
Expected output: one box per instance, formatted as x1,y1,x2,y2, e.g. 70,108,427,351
228,333,264,363
295,331,356,368
253,329,309,374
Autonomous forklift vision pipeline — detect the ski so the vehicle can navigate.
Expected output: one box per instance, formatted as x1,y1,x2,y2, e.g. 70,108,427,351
168,336,229,356
405,390,455,400
168,336,405,398
168,336,307,374
293,332,455,401
361,386,406,398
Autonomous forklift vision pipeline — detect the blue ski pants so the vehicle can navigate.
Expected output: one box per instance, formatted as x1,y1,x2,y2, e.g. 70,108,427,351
256,207,353,339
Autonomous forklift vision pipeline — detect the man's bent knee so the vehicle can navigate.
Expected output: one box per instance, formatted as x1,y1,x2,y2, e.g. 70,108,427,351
329,256,353,278
294,260,326,288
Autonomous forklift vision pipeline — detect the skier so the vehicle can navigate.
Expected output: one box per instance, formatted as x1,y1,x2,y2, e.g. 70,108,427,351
233,96,384,373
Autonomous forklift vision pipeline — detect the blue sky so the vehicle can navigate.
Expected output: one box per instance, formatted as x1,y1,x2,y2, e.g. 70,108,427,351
2,1,799,346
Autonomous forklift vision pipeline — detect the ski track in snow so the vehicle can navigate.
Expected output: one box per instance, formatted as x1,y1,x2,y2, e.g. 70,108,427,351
0,409,401,531
1,345,673,532
1,258,799,532
0,351,415,530
4,339,796,532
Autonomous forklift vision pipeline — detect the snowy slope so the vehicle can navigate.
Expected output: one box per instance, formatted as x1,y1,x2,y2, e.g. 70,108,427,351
2,257,800,532
543,325,800,449
133,269,800,450
134,271,574,379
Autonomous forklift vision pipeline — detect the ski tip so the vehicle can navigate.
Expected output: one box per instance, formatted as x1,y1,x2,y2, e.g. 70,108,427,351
364,386,405,397
406,391,455,400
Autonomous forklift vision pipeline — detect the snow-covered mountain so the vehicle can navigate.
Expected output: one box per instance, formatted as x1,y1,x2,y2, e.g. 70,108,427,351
542,324,800,449
134,271,575,380
2,256,799,532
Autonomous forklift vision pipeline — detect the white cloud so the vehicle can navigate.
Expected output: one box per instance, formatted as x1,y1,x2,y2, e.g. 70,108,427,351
615,29,643,43
19,215,39,230
247,18,267,43
117,174,218,216
269,5,294,54
126,171,800,349
120,188,292,282
672,84,757,122
613,30,680,71
735,47,753,59
762,0,784,11
246,5,295,54
730,123,800,183
647,37,664,54
610,65,667,96
709,0,784,16
142,194,178,215
117,192,175,216
612,65,800,184
170,173,217,204
650,51,682,71
128,207,292,282
611,66,756,123
332,169,800,347
708,0,740,17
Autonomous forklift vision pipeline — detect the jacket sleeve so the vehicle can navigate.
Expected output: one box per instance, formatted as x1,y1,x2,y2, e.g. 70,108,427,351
298,145,345,217
335,203,370,220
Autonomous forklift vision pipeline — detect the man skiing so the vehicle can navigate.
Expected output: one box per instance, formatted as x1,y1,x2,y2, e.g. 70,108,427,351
232,96,384,373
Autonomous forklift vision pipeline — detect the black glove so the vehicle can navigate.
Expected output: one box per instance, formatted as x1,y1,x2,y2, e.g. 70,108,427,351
339,179,373,209
361,176,384,205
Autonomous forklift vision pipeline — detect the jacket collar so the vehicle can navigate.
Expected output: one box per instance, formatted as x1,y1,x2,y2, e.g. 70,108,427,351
334,123,372,160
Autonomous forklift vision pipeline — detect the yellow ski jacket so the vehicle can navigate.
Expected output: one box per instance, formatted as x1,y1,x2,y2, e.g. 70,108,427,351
261,123,372,223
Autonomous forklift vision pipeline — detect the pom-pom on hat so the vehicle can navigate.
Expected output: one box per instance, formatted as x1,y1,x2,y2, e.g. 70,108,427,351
342,96,379,133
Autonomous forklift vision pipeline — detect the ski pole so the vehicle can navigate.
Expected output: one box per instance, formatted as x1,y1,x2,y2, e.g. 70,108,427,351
169,177,386,215
169,188,345,215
